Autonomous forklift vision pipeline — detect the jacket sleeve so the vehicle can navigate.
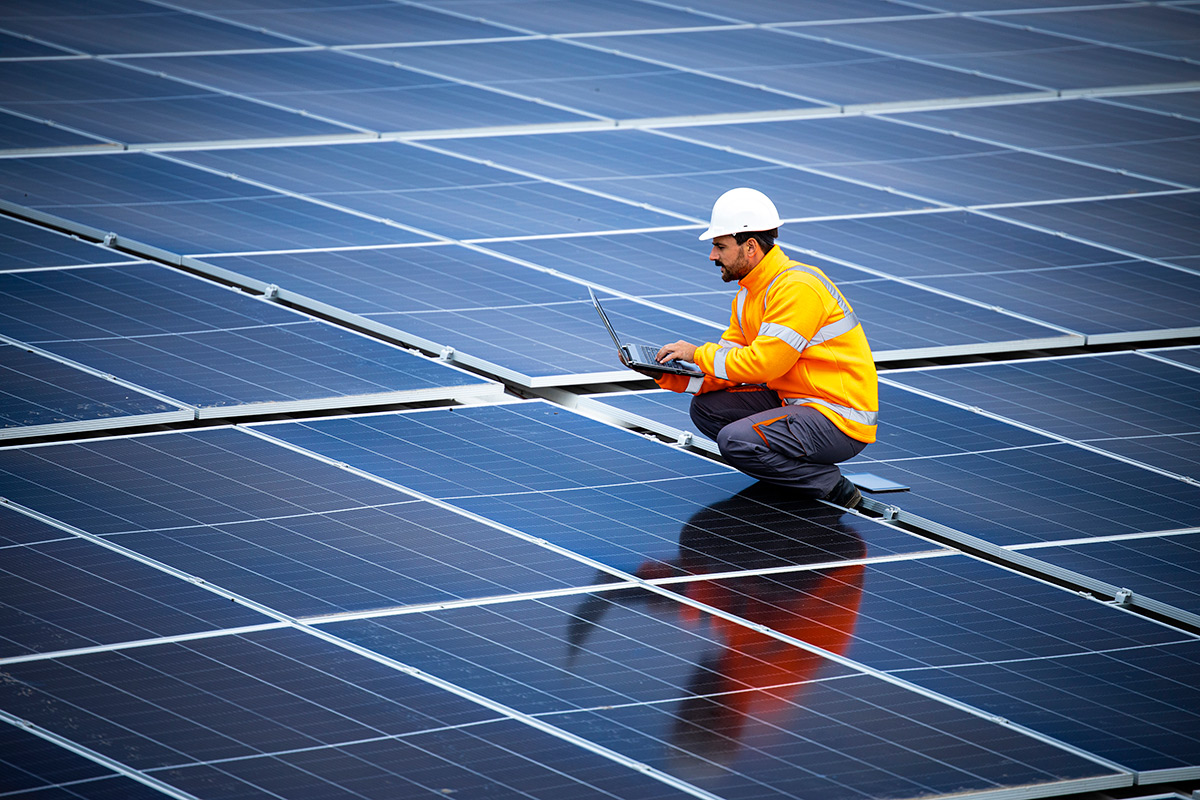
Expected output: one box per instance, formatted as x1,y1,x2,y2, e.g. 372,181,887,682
692,278,825,385
654,300,745,394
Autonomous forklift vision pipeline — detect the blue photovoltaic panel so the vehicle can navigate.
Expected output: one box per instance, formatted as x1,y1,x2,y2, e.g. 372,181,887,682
429,129,939,220
126,51,591,132
0,263,494,414
801,16,1200,90
0,723,170,800
0,428,608,618
884,353,1200,442
255,404,945,575
0,503,74,547
253,402,732,501
0,153,435,254
915,261,1200,342
325,599,1119,799
0,343,192,438
0,628,704,800
991,192,1200,264
415,0,720,34
1107,91,1200,122
1148,345,1200,372
671,117,1174,205
752,209,1140,279
0,29,74,57
174,141,691,240
0,59,356,145
0,108,111,151
899,99,1200,188
1083,432,1200,482
576,388,715,452
1002,6,1200,59
168,1,513,46
1014,532,1200,616
370,38,827,119
0,0,297,54
1,529,271,658
900,641,1200,775
585,28,1026,105
0,215,139,270
847,440,1200,546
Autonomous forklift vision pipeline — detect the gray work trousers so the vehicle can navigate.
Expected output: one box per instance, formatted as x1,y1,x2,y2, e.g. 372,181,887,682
689,386,867,497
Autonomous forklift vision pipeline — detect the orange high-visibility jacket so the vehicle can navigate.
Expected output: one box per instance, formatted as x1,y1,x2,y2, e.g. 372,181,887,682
658,245,878,443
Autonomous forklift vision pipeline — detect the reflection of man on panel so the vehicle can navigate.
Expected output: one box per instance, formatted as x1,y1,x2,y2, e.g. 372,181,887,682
647,188,878,510
568,485,865,774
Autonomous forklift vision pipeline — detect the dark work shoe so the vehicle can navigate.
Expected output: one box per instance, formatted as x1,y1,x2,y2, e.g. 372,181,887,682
822,476,862,510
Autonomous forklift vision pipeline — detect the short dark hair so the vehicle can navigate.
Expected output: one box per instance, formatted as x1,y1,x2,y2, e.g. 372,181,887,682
734,228,778,253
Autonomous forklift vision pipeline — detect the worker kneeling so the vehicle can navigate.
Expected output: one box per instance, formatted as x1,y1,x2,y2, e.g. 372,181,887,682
646,188,877,510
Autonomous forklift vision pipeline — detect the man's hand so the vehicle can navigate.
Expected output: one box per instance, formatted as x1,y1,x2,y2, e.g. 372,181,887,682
657,341,698,365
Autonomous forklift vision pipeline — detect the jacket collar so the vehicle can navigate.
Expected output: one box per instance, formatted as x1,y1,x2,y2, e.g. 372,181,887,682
738,245,789,293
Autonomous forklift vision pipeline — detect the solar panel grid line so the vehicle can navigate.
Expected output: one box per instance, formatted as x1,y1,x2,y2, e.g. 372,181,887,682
1007,527,1200,551
1141,347,1200,377
241,417,1146,779
876,111,1196,192
0,709,200,800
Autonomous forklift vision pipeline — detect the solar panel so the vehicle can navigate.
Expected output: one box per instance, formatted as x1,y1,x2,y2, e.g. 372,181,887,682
894,98,1200,187
173,141,693,241
0,343,193,439
125,50,592,132
797,15,1200,90
0,107,112,152
883,352,1200,443
668,116,1175,206
0,0,297,54
1,512,271,658
0,59,355,144
368,38,825,119
990,192,1200,264
1011,532,1200,619
583,28,1026,105
0,153,435,254
0,215,140,270
998,5,1200,59
0,262,500,417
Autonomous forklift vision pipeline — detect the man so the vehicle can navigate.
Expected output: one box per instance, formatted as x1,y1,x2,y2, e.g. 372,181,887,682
647,187,877,509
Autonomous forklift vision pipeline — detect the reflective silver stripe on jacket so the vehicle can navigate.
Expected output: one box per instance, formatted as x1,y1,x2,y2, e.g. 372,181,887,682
738,264,860,355
685,375,705,394
784,396,878,426
713,340,741,381
758,321,808,353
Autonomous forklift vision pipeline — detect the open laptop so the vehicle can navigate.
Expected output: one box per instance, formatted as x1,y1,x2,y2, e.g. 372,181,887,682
590,288,703,377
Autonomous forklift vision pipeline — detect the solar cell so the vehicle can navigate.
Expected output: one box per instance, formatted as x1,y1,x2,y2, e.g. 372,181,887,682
1105,90,1200,122
0,107,113,152
624,0,936,25
584,28,1026,105
368,38,824,119
415,0,720,34
0,59,355,144
126,50,591,132
0,263,498,415
0,343,192,439
1146,344,1200,372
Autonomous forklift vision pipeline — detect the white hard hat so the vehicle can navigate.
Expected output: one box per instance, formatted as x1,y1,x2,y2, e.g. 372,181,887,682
698,187,783,241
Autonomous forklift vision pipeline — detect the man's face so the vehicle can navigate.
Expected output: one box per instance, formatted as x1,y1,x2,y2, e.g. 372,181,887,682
709,235,752,283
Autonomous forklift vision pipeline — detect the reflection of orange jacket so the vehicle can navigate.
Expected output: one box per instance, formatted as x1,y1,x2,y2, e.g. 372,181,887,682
657,246,878,443
679,564,865,714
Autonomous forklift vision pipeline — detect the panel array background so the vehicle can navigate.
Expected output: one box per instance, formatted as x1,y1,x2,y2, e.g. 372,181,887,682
2,1,1199,799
